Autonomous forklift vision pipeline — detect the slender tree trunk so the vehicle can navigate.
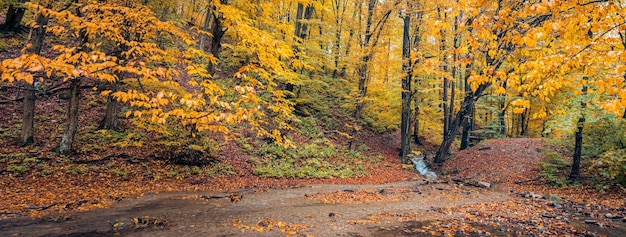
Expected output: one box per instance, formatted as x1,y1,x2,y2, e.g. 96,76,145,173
570,79,588,180
460,103,473,150
520,108,528,136
347,0,396,150
499,79,509,136
18,5,49,146
338,2,361,78
58,78,81,155
439,6,450,139
331,0,347,78
207,0,228,74
198,4,211,50
99,81,118,130
413,111,422,145
348,0,375,150
400,14,412,163
19,83,36,145
1,0,28,32
435,95,473,163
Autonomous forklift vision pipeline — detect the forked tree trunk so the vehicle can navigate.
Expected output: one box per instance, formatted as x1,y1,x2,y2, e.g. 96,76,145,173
206,0,228,74
58,78,81,155
1,0,28,32
435,95,473,163
18,5,49,146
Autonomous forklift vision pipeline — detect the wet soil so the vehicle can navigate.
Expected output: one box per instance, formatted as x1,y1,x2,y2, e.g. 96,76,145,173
0,181,510,237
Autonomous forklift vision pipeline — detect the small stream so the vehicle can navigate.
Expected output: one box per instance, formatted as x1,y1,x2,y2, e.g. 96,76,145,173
410,154,437,180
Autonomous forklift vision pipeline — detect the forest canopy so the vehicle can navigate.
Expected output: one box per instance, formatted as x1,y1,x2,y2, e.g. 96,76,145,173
0,0,624,185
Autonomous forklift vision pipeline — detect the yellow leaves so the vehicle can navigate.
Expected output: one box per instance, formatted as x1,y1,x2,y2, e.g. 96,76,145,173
617,65,626,75
510,99,530,114
494,86,506,95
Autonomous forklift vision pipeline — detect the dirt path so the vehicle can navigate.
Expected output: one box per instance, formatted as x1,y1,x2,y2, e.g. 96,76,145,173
1,181,510,237
2,138,625,236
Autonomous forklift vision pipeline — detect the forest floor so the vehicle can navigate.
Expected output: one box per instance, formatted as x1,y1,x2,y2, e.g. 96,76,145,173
1,138,625,237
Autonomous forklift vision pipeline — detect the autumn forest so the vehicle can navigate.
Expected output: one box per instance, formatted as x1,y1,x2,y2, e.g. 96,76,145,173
1,0,626,236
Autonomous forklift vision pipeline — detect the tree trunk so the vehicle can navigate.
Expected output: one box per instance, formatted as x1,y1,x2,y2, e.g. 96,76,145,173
198,4,211,50
570,80,588,180
400,14,412,164
57,78,81,155
18,5,49,146
1,0,28,32
498,81,508,136
439,6,450,139
435,95,473,163
331,0,347,78
207,0,228,74
348,0,376,150
99,82,118,130
460,103,473,150
19,82,36,145
570,116,585,180
520,108,528,136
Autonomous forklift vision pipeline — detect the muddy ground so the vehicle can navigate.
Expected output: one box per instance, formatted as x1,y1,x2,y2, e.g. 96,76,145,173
2,179,625,237
1,181,513,237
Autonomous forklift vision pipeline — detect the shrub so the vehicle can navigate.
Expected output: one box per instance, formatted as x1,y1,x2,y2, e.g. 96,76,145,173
589,149,626,186
538,149,569,187
251,139,370,178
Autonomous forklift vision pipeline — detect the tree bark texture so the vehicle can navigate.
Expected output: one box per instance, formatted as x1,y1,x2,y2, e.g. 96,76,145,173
99,82,118,130
58,78,81,155
439,6,450,139
570,80,587,180
460,103,474,150
1,0,28,32
400,14,412,164
18,6,49,146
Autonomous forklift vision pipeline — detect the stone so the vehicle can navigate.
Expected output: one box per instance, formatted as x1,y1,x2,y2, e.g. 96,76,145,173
478,182,491,188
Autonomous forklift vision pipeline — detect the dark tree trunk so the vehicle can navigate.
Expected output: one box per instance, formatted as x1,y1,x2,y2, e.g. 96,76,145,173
207,0,228,74
18,6,49,146
58,78,81,155
19,82,36,145
520,108,528,136
1,0,28,32
570,81,588,180
570,116,585,180
348,0,375,150
99,82,118,130
499,97,506,136
413,113,421,145
400,14,412,164
460,103,474,150
435,95,473,163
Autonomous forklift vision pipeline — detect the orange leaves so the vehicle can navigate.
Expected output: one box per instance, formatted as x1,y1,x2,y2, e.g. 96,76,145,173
231,217,311,236
306,189,409,204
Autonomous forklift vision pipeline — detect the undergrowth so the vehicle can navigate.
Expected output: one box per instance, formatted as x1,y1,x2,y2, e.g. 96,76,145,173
250,138,378,179
538,148,570,187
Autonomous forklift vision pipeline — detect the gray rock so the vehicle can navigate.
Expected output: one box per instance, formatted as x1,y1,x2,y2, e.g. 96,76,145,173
478,182,491,188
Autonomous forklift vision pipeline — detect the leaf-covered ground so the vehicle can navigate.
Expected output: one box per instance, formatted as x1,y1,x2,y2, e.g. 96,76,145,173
2,135,626,236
